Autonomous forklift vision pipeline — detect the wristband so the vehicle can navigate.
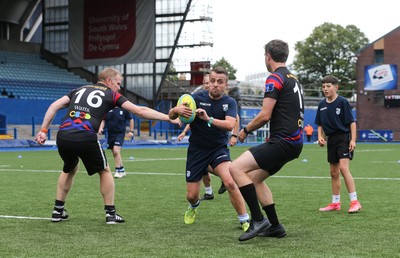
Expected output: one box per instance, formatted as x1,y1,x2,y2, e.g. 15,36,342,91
129,130,134,133
207,117,214,127
40,128,48,134
243,127,250,134
231,134,238,138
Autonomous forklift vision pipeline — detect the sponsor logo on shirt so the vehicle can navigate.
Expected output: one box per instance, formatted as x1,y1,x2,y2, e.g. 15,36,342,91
199,102,211,106
265,82,274,92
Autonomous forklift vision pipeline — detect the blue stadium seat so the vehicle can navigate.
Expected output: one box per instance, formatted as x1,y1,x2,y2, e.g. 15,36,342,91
0,51,90,99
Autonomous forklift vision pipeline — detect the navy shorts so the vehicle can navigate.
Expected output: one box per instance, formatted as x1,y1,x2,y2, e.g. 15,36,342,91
106,132,125,149
185,144,231,182
327,132,353,163
249,139,303,176
56,138,108,176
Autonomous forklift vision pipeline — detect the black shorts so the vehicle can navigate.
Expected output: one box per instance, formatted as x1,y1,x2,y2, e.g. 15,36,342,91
249,139,303,176
185,144,231,182
327,132,353,163
106,132,125,149
56,138,108,176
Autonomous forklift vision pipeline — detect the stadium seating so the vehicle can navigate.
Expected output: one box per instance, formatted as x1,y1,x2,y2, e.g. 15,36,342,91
0,51,89,100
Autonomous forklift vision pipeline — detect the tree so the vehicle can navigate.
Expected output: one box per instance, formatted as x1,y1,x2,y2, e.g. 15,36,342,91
213,57,237,80
166,61,179,81
292,22,369,97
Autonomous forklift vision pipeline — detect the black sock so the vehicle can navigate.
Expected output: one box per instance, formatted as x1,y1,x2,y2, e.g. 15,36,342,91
116,166,125,172
262,203,279,226
239,184,264,222
190,199,200,209
54,199,65,211
105,205,116,215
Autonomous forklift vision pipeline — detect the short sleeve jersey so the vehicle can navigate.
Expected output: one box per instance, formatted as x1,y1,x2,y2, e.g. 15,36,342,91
314,95,355,136
57,83,128,142
264,67,304,144
189,90,237,148
105,107,133,134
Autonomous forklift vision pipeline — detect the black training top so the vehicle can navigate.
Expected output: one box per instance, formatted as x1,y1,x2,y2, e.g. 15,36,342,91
57,83,128,142
264,67,304,144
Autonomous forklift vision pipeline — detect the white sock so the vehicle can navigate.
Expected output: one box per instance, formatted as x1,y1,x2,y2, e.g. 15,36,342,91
238,213,250,223
332,195,340,203
205,186,213,195
349,192,358,201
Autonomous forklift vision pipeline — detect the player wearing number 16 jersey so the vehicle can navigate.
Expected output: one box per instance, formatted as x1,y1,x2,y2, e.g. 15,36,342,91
35,67,179,224
229,39,304,241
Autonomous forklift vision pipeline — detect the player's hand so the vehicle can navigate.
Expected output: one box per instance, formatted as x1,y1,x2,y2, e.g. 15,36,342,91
177,132,186,142
229,136,238,146
35,132,47,145
173,104,193,118
195,108,209,122
349,140,356,152
169,117,182,126
318,137,326,147
238,129,248,143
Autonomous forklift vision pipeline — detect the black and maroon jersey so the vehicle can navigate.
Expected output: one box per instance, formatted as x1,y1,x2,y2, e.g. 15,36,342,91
57,83,128,142
264,67,304,144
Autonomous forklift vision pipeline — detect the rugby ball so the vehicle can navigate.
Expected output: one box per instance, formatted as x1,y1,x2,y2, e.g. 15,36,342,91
177,94,196,124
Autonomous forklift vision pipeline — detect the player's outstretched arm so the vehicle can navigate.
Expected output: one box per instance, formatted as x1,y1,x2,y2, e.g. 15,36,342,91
122,101,179,125
35,96,70,145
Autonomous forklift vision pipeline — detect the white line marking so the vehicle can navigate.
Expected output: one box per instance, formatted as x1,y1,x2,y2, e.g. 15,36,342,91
0,169,61,173
273,175,400,181
124,158,186,162
0,215,51,220
356,149,393,152
0,169,399,180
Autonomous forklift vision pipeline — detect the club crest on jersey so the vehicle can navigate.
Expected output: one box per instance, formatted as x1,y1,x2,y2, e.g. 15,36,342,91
265,82,274,92
336,108,341,115
223,104,228,111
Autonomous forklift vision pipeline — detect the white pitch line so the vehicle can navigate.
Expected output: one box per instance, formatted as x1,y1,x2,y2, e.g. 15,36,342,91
118,173,400,181
0,169,61,173
124,158,186,162
0,215,51,220
1,169,399,181
273,175,400,181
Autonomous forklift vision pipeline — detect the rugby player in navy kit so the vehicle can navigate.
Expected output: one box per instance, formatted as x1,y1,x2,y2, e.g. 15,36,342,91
35,67,179,224
229,39,305,241
169,67,250,231
315,75,361,213
99,106,134,178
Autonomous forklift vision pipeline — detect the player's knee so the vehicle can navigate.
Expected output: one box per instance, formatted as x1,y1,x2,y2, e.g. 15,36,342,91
221,178,237,191
229,163,240,177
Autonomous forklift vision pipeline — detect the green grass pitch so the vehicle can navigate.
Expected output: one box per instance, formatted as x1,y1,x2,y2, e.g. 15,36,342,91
0,143,399,257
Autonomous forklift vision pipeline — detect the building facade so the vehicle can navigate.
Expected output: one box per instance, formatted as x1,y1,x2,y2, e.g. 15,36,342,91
356,26,400,141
